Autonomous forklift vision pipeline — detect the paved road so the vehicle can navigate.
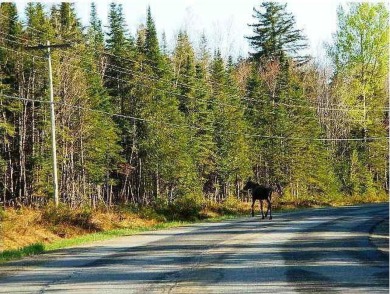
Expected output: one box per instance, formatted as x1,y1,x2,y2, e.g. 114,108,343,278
0,203,388,293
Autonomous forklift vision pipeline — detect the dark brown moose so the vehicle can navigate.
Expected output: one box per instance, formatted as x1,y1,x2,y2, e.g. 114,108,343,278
242,180,283,220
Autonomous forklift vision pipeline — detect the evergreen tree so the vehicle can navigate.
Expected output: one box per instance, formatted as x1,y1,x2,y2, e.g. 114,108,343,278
0,3,21,44
173,31,196,115
87,2,104,50
246,2,308,64
49,3,82,41
173,31,219,197
134,10,201,202
25,3,53,43
105,2,134,110
0,3,24,202
211,51,251,199
144,6,161,71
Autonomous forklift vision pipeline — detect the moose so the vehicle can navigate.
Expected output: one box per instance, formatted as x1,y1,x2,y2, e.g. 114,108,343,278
242,180,283,220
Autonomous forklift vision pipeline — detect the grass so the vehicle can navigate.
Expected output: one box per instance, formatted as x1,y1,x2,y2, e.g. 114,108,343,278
1,193,386,264
0,244,45,262
44,220,187,251
0,211,246,263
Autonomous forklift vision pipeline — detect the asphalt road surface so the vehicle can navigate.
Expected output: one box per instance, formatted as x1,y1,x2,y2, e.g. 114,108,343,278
0,203,388,293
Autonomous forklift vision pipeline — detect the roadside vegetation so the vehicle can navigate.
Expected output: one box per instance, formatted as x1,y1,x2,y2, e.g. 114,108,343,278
0,199,250,261
0,2,388,262
1,191,387,263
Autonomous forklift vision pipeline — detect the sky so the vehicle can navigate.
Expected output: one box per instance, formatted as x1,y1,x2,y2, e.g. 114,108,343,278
13,0,355,59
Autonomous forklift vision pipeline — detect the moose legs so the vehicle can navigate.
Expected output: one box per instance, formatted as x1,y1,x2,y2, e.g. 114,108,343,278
264,198,272,220
252,199,272,220
251,199,263,217
253,200,265,219
260,200,265,219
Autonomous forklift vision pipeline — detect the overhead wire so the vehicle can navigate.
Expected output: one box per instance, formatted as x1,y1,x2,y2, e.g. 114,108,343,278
1,93,388,142
0,13,387,130
0,38,382,127
0,11,387,113
61,47,389,113
48,45,386,122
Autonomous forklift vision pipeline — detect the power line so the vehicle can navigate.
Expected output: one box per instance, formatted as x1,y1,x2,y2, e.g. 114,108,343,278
49,50,390,123
0,11,59,42
0,39,386,127
0,44,47,61
0,38,250,113
0,18,387,114
50,47,383,118
63,49,390,113
2,94,388,142
0,27,388,115
57,47,390,114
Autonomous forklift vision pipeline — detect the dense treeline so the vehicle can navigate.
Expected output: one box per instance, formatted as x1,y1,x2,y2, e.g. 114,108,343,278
0,2,388,208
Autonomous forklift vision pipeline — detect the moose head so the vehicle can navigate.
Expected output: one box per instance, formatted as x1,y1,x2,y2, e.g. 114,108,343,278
272,182,284,197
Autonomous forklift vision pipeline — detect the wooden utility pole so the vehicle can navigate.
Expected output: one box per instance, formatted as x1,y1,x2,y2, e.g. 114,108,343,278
26,41,72,207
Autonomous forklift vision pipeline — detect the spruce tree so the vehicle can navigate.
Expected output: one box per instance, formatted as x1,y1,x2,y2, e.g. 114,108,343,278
88,2,104,50
246,2,308,64
144,6,161,71
211,51,251,199
141,11,200,202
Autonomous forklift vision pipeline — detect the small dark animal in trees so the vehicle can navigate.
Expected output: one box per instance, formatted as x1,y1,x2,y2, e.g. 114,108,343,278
242,181,283,220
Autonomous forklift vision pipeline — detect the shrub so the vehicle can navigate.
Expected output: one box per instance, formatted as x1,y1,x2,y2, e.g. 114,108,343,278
42,203,95,230
168,193,203,221
220,195,248,215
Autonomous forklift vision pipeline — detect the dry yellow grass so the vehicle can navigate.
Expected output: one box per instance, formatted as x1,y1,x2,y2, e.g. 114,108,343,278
1,208,60,251
0,207,160,252
3,193,380,253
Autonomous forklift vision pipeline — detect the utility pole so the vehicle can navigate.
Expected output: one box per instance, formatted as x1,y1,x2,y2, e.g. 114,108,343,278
26,41,72,207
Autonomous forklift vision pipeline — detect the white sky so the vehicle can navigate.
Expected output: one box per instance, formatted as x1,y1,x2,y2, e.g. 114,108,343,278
12,0,364,60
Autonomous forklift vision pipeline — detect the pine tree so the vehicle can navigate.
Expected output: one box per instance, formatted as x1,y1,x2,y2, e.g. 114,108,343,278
87,2,104,50
144,6,161,71
49,3,82,41
246,2,308,64
211,51,251,199
25,3,54,43
173,31,196,115
135,10,201,203
0,3,25,202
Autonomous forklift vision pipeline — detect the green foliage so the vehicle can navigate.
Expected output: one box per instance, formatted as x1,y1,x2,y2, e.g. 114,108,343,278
0,2,386,211
246,2,308,63
106,3,132,55
0,207,5,221
211,51,251,191
144,6,161,69
220,196,248,215
166,193,204,221
328,3,389,196
88,2,104,48
42,203,94,230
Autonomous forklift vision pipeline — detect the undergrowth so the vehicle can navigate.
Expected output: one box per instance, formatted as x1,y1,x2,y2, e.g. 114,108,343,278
0,192,387,263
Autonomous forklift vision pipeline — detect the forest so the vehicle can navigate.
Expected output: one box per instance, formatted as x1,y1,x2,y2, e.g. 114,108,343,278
0,2,388,212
